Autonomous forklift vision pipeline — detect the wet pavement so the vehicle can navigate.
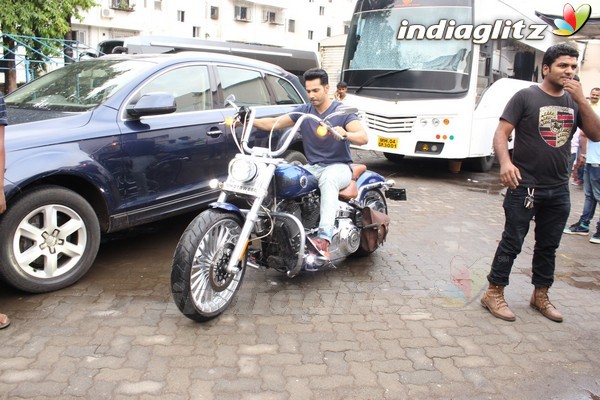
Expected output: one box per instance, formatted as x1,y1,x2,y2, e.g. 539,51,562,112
1,149,599,400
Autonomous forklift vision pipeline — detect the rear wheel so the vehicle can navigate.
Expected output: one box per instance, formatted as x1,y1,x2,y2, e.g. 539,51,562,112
171,210,246,322
468,155,495,172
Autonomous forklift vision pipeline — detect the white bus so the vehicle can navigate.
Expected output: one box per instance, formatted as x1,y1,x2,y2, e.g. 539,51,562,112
341,0,563,171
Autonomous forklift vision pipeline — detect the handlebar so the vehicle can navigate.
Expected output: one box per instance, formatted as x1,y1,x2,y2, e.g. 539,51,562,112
225,95,358,158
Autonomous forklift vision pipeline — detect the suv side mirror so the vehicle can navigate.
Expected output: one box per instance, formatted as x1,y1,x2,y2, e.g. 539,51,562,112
126,93,177,118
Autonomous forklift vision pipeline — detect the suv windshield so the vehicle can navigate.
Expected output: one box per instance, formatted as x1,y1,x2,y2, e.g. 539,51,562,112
6,60,153,112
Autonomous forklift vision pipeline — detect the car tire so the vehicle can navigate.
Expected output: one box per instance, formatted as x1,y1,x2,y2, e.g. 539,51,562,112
283,150,307,166
0,186,101,293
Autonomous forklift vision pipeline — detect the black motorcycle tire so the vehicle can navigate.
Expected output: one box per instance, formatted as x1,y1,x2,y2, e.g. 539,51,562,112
171,209,246,322
353,188,388,257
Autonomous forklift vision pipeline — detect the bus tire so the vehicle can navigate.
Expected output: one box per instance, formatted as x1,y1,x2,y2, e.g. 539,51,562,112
383,153,405,163
469,155,495,172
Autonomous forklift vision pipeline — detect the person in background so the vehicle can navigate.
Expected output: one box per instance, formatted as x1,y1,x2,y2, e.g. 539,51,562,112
0,92,10,329
569,128,583,185
334,81,348,102
563,87,600,243
480,44,600,323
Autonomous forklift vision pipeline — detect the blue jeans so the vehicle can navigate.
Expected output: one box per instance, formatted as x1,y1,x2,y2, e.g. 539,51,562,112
303,163,352,242
488,185,571,288
578,164,600,231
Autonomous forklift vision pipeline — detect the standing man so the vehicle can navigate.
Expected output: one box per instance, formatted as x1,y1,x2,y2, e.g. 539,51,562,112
0,91,11,329
481,44,600,323
252,69,367,257
563,87,600,243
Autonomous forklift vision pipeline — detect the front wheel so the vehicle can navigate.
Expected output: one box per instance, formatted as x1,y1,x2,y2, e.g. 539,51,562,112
283,150,307,166
0,186,101,293
171,210,246,322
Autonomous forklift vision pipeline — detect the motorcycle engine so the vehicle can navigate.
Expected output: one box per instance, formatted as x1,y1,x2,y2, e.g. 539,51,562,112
335,218,361,256
299,193,320,229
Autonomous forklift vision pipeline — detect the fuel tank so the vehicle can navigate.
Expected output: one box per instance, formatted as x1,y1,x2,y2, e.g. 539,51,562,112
274,164,319,199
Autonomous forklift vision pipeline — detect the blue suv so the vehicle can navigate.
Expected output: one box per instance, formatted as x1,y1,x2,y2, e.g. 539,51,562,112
1,52,309,293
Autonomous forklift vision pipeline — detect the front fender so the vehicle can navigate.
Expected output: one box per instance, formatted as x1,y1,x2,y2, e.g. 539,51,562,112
209,202,245,219
4,143,120,212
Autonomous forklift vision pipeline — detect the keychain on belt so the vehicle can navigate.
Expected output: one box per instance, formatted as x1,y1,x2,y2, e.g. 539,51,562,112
524,187,535,209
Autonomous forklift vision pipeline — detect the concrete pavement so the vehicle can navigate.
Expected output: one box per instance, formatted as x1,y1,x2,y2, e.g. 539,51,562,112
1,150,599,400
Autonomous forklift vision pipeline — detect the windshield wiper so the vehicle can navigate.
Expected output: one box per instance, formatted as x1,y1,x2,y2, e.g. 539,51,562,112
354,68,410,94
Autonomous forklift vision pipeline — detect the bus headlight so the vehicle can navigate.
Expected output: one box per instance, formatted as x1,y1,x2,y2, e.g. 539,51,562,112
432,118,440,127
229,159,258,183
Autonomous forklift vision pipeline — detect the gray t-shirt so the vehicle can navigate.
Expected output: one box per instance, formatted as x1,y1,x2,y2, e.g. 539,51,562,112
501,85,582,188
290,101,358,165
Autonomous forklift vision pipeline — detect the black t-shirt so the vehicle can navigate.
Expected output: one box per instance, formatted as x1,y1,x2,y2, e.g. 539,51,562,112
501,85,582,188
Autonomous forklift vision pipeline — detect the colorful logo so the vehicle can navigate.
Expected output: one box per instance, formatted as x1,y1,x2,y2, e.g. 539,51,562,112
551,3,592,36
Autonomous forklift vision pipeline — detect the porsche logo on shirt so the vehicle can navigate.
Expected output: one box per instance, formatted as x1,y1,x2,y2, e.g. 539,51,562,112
539,106,574,148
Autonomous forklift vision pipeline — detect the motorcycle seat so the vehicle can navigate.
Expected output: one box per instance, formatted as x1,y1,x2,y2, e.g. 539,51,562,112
339,163,367,200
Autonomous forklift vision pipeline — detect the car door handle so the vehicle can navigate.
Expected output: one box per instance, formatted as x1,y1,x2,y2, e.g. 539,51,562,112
206,128,223,138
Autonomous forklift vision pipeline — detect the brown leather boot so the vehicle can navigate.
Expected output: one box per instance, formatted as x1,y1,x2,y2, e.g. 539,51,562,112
481,283,516,321
530,287,563,322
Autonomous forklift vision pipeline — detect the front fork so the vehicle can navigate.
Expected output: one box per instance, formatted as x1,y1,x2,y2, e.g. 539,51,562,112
225,164,276,274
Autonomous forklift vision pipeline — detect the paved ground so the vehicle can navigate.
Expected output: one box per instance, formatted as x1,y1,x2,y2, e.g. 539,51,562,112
1,150,599,400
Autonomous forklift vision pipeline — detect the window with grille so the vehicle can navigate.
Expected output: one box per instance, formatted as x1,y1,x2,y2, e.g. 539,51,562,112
234,5,251,21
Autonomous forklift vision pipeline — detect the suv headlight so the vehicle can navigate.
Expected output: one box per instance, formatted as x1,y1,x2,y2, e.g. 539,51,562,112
229,159,258,183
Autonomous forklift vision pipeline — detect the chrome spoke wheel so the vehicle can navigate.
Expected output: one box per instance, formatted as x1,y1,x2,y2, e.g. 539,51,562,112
188,217,244,315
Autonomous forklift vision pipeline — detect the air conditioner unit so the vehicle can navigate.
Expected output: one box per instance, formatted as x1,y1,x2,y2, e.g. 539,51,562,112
101,8,115,19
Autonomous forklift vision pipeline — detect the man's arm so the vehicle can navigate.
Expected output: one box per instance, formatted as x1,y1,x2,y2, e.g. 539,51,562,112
252,115,295,132
334,119,368,146
564,80,600,141
494,119,521,189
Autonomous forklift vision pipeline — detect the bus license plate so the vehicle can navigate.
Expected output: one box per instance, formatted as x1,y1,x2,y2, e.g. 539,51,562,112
378,137,398,149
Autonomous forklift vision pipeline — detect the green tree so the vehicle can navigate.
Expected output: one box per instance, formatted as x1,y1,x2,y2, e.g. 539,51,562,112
1,0,96,93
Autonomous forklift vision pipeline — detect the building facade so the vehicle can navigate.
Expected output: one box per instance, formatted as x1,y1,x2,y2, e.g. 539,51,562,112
72,0,355,53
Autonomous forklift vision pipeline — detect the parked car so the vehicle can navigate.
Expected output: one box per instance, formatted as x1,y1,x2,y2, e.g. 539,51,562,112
1,52,309,293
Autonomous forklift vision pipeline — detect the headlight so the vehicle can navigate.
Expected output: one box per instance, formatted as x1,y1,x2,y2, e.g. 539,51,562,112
229,159,258,182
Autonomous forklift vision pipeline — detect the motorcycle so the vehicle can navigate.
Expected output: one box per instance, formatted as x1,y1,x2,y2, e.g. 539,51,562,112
170,96,406,321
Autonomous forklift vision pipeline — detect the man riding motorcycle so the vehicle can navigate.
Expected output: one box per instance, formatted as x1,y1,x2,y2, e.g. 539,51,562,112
252,68,368,258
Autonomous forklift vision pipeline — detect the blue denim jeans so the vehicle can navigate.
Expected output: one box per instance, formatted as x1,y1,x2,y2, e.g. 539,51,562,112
303,163,352,242
578,164,600,232
488,184,571,288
